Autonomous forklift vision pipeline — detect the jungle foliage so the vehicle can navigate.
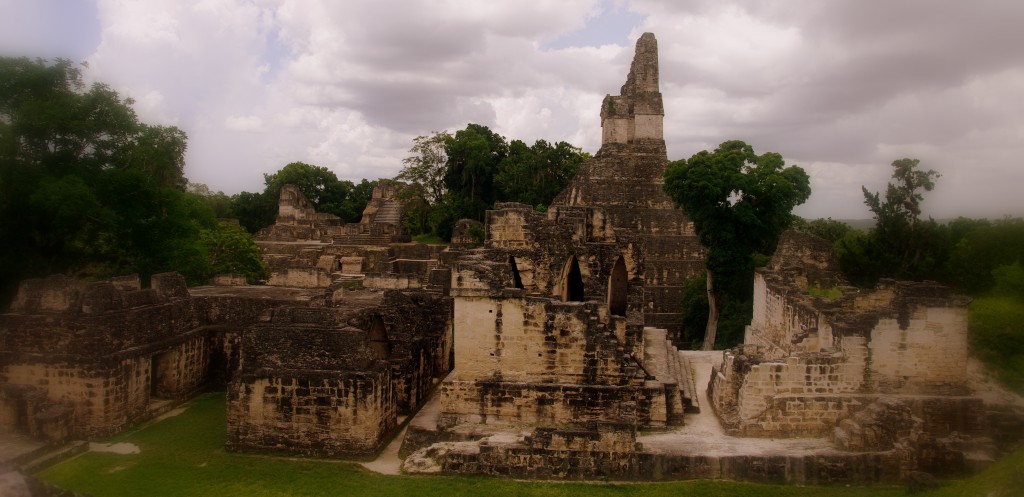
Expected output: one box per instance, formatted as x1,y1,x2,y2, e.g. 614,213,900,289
0,58,266,305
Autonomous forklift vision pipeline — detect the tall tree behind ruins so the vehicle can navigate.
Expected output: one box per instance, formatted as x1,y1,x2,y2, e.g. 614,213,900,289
664,140,811,350
397,125,588,240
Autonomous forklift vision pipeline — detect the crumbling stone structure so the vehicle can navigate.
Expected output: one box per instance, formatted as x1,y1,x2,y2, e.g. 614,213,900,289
1,270,454,458
709,230,992,474
410,33,704,479
226,290,452,457
256,182,449,291
0,273,304,441
439,202,696,430
551,32,705,338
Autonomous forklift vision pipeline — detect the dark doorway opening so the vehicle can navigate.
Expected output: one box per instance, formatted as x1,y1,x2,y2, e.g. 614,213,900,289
561,256,585,302
608,256,628,316
508,256,524,289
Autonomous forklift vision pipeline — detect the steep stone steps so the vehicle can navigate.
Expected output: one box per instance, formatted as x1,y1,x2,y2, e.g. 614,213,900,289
373,201,402,225
643,327,701,424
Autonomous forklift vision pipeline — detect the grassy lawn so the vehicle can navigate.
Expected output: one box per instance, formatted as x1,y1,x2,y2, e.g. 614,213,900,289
37,393,1020,497
969,296,1024,393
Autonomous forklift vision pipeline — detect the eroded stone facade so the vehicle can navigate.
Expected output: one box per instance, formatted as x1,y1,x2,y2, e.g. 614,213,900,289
226,290,451,457
708,230,992,475
256,181,451,292
0,274,302,441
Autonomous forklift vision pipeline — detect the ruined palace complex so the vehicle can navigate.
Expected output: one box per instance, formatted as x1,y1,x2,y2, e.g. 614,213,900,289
1,33,1021,488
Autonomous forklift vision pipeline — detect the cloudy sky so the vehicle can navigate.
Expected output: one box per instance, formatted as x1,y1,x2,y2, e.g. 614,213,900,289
2,0,1023,219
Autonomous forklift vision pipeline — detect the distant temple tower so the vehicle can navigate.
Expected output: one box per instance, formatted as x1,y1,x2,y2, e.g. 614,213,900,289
552,32,704,339
600,32,664,145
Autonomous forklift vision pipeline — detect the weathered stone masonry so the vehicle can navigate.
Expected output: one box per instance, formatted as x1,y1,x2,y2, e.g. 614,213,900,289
226,290,452,457
0,273,297,441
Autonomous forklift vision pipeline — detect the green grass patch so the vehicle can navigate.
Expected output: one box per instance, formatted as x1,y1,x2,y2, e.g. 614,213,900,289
969,296,1024,393
412,233,447,245
806,283,844,300
37,392,1021,497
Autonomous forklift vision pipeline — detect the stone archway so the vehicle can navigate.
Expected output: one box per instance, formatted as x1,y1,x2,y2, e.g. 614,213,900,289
608,256,628,316
559,256,585,302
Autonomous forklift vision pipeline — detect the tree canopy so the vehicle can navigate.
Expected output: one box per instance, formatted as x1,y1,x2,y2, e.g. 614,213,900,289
0,57,266,305
664,140,811,349
230,162,376,233
397,124,588,240
836,158,945,286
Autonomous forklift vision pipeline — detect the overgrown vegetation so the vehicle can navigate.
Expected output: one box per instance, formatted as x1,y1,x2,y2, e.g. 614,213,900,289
807,283,844,300
664,140,810,350
397,125,588,241
0,58,267,304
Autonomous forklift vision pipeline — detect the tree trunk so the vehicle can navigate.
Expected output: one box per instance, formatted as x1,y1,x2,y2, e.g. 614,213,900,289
702,270,719,351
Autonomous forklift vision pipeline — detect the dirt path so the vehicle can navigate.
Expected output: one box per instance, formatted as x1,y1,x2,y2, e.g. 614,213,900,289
360,423,408,475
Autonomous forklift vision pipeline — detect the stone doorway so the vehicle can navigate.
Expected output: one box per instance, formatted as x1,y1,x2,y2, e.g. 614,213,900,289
608,256,628,316
559,256,585,302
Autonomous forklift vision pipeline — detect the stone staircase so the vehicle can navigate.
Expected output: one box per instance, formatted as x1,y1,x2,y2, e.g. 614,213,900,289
643,327,701,423
373,201,402,225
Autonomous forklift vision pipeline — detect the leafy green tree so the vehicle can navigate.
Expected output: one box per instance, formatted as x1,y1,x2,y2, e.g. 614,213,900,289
862,158,943,277
0,58,208,303
443,123,507,222
794,217,853,244
199,221,268,283
229,190,276,234
495,139,586,208
398,131,449,204
345,179,378,222
838,158,948,287
946,218,1024,294
187,182,233,219
664,140,810,350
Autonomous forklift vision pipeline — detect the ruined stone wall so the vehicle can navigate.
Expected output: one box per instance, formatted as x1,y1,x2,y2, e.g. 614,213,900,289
375,291,453,413
2,334,209,438
451,297,629,384
227,305,396,455
275,184,341,227
714,231,974,437
416,427,903,484
0,274,319,439
439,381,667,428
226,290,451,455
438,426,642,479
267,267,334,288
227,370,395,457
865,306,969,395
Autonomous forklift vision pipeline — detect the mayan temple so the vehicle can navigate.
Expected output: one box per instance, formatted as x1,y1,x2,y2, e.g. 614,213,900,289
3,31,1021,491
552,32,705,338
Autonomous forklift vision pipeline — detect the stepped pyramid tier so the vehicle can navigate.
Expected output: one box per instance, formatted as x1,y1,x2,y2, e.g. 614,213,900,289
551,32,705,339
435,33,704,438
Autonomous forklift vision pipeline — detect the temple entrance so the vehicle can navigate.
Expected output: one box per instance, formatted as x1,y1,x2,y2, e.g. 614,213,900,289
608,256,628,316
368,316,391,359
508,256,524,289
559,256,585,302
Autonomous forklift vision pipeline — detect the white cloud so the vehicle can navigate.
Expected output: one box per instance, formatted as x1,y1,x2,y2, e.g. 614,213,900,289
2,0,1023,219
